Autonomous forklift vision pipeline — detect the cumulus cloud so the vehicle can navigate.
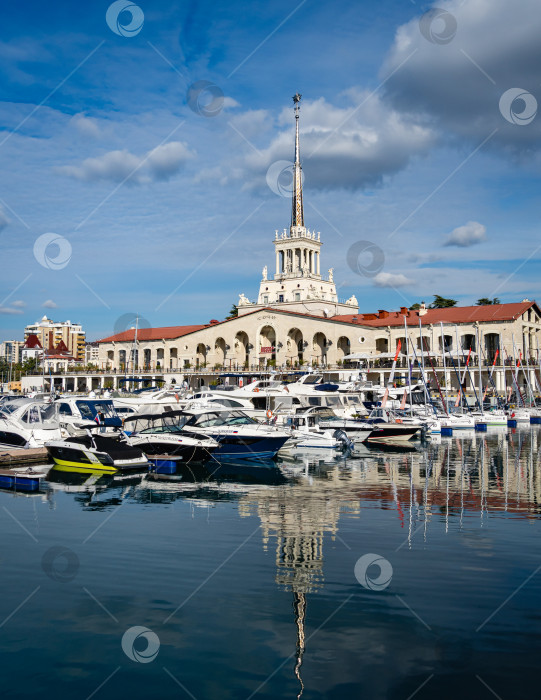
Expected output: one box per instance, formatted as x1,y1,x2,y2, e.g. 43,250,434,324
381,0,541,152
42,299,58,308
0,305,24,315
223,96,240,110
373,272,415,287
233,94,435,191
56,141,194,184
70,113,102,138
444,221,487,247
11,300,26,308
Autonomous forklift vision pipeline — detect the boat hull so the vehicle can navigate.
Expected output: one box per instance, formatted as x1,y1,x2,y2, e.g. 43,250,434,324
211,434,291,460
365,426,419,443
130,438,217,464
45,439,148,472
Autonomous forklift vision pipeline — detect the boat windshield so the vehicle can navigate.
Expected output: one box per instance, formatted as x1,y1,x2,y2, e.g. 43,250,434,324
302,375,322,385
139,424,184,434
189,411,257,428
20,403,57,424
315,408,339,420
326,397,342,407
76,400,118,420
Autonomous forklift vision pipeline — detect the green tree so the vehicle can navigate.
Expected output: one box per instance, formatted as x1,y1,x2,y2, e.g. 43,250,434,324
409,303,421,310
476,297,500,305
227,305,238,319
431,295,457,308
21,357,39,374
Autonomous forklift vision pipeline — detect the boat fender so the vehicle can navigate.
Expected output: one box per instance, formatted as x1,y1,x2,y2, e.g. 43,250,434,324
253,388,259,392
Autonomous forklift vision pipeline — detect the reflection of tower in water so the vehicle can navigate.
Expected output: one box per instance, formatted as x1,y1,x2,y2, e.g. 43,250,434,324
240,478,359,699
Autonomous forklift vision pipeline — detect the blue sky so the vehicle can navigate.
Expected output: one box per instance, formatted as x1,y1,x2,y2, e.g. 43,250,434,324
1,0,541,341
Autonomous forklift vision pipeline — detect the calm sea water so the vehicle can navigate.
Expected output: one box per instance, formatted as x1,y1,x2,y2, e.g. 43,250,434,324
1,427,540,700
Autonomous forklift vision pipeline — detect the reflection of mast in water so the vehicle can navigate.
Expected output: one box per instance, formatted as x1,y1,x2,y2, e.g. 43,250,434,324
293,591,306,700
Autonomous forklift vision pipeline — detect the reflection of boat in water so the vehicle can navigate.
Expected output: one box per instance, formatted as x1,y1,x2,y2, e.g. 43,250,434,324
356,440,418,454
145,459,288,486
47,464,146,490
45,433,149,472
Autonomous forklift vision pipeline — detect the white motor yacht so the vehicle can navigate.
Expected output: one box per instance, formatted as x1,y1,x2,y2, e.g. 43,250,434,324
0,399,66,449
281,408,354,449
166,408,291,460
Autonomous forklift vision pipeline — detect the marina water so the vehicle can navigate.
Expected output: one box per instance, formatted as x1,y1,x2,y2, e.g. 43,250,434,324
1,427,540,699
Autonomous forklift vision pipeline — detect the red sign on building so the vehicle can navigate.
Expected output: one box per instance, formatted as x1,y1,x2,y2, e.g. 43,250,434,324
260,346,274,354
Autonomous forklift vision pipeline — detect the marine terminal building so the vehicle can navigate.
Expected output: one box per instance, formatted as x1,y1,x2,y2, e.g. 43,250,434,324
96,96,541,391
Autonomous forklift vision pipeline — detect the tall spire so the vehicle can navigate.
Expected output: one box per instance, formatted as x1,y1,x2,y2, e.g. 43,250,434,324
291,92,304,229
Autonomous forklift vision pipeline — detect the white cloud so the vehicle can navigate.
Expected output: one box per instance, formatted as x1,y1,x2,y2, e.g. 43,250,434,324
146,142,194,181
11,300,26,308
0,306,23,315
382,0,541,152
232,95,435,191
56,141,194,185
42,299,58,308
70,113,102,138
444,221,487,247
223,97,240,110
373,272,415,287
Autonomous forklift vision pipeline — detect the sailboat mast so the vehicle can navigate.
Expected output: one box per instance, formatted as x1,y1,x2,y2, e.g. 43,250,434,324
440,322,449,411
404,315,413,417
476,326,482,410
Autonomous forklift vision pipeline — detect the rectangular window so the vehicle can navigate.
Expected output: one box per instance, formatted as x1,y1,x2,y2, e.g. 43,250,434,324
278,294,284,302
295,293,300,301
263,295,268,304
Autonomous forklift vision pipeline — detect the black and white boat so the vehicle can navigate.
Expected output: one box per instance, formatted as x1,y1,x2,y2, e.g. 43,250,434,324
45,432,149,472
122,412,219,464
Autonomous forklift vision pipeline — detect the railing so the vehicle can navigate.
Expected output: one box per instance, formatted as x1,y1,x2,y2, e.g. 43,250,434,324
18,358,538,378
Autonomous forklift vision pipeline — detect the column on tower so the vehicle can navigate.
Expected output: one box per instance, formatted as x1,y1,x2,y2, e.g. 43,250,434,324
317,252,320,275
276,249,280,275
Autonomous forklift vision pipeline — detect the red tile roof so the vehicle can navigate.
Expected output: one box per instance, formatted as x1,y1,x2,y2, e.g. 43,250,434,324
95,301,537,344
332,301,537,327
97,324,209,344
